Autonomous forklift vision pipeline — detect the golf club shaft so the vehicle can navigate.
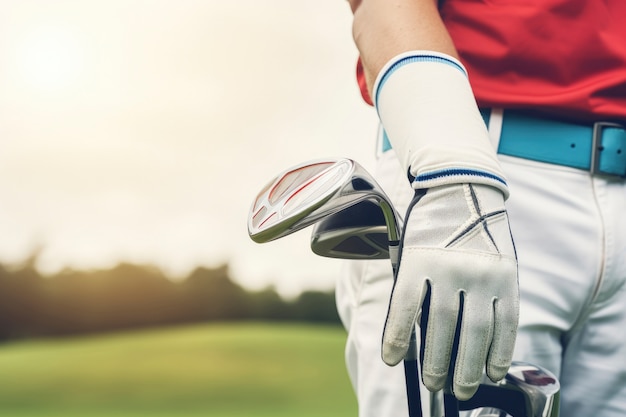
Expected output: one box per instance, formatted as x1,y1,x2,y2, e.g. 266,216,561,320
444,392,460,417
404,358,422,417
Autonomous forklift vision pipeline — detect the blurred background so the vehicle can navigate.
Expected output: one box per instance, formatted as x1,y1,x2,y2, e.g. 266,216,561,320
0,0,380,416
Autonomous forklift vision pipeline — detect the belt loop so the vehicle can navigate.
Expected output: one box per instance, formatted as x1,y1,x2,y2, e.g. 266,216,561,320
487,108,504,151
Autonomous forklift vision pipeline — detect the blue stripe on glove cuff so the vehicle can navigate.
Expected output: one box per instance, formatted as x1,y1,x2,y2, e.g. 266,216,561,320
374,53,467,107
412,168,508,189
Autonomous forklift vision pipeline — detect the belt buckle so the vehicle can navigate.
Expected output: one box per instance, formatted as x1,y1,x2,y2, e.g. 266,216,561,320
591,121,626,178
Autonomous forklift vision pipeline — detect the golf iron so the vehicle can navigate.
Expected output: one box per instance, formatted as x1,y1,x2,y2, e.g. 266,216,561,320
248,158,401,264
247,158,421,414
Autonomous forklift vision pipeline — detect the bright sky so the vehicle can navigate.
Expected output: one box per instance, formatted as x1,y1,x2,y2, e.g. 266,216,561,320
0,0,379,296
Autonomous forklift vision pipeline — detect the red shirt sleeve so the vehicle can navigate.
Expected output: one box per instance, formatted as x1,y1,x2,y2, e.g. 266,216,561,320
356,57,374,106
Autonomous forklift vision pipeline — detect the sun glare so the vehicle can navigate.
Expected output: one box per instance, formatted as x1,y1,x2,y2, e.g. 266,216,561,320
17,27,85,91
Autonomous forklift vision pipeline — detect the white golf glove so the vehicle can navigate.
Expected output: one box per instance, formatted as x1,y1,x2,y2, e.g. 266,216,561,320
382,183,518,400
373,51,520,400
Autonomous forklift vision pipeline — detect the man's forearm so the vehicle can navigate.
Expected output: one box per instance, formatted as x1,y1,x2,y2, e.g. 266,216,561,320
348,0,458,93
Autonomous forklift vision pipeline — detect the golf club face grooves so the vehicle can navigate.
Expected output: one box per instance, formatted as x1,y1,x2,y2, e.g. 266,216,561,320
311,225,391,259
267,162,331,205
333,235,381,255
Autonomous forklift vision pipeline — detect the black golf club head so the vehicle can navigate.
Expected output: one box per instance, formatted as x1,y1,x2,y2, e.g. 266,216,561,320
310,199,393,260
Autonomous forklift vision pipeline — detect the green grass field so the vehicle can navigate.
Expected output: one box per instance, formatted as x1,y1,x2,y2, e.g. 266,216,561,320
0,323,357,417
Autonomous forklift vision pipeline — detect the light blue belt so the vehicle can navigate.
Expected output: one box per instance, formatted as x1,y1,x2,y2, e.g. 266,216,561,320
381,109,626,179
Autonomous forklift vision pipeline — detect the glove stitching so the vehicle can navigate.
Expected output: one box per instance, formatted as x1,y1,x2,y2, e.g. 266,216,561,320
422,287,461,383
471,184,501,253
445,211,506,249
443,184,506,253
400,246,516,262
455,308,492,388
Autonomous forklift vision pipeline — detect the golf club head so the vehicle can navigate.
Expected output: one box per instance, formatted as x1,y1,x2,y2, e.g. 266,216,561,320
452,361,560,417
310,199,392,260
248,158,400,250
248,158,355,243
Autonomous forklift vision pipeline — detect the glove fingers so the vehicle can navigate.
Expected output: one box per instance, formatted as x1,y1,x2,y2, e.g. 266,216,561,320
382,255,428,366
453,294,494,401
486,295,519,382
420,284,461,393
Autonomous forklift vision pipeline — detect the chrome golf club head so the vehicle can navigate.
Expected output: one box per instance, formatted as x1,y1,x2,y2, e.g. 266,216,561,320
448,361,560,417
248,158,355,243
248,158,401,266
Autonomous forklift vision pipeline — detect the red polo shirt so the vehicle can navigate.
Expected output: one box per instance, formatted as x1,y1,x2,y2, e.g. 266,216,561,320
358,0,626,123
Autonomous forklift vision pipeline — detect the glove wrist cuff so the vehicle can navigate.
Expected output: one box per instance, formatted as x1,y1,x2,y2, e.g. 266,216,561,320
409,168,508,197
373,50,510,199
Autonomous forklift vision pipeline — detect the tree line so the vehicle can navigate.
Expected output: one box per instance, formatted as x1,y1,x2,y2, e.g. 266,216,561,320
0,259,341,341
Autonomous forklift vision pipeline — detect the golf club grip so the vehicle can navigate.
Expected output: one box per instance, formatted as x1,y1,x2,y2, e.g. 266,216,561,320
404,359,422,417
444,392,460,417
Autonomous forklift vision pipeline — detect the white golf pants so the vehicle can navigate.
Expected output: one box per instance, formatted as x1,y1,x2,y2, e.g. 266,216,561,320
336,140,626,416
